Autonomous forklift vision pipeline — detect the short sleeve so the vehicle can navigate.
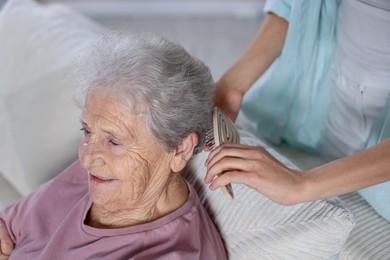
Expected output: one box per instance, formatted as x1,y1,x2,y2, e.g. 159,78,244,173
264,0,293,21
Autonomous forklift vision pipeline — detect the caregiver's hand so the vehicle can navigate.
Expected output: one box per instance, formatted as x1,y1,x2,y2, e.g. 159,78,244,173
204,143,304,206
213,79,244,122
0,219,13,260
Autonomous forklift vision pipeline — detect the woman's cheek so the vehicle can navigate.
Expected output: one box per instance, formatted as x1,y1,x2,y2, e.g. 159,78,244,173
118,151,152,182
78,143,87,166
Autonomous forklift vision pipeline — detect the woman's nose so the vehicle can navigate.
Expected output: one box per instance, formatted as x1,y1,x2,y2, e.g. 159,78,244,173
79,139,104,168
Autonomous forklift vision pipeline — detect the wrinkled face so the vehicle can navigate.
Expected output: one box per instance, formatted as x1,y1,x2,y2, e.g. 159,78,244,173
79,91,175,211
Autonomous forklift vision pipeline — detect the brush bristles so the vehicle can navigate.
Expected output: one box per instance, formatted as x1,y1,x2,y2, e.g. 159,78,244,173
205,128,216,150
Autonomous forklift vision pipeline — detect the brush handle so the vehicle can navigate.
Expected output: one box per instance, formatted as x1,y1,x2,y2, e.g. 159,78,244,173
221,184,234,200
213,107,239,200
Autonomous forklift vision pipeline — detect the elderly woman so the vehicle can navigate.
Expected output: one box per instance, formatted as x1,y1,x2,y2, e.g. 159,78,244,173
0,32,227,259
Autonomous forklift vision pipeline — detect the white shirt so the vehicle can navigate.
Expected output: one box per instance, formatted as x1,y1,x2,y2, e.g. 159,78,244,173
337,0,390,89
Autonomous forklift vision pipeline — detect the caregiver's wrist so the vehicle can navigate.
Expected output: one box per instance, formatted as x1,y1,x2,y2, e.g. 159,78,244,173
273,171,311,206
288,172,317,205
217,74,244,95
297,169,338,204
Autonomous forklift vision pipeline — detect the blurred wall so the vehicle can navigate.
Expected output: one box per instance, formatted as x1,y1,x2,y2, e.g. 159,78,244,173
39,0,265,18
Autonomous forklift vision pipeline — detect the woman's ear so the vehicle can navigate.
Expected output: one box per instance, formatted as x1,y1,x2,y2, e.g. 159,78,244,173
171,132,198,173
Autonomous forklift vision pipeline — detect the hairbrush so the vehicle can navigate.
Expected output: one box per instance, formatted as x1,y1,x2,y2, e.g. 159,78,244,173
205,107,240,200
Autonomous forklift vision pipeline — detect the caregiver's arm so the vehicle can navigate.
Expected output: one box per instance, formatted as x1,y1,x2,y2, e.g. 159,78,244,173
214,12,288,121
204,139,390,206
0,218,13,259
301,139,390,203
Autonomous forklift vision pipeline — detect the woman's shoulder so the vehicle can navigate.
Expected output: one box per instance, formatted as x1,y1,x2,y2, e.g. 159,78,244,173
29,160,88,205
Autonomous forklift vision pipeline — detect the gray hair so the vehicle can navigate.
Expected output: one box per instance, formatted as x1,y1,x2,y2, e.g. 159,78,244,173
75,31,215,154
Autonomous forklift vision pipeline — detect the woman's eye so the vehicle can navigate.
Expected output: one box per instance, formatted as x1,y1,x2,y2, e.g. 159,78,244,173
109,140,120,146
80,127,91,136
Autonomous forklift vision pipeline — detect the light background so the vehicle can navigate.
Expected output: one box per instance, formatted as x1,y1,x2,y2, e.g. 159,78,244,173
36,0,266,80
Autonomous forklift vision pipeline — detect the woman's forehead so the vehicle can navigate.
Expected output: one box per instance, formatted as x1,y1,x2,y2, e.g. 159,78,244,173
82,92,145,135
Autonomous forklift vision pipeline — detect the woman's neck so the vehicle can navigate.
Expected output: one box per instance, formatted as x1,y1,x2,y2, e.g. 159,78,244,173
85,175,189,228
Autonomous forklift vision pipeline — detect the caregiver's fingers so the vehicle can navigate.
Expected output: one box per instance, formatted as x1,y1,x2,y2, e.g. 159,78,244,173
204,143,305,205
209,168,302,206
208,162,303,205
203,139,242,153
206,152,274,190
209,170,257,191
205,155,257,184
0,219,13,258
205,143,257,167
205,144,269,182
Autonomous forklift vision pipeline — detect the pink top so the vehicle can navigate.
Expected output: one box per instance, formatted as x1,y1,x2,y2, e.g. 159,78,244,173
0,161,227,259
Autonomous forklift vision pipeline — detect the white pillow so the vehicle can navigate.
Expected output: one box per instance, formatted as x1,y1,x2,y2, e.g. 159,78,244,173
184,128,355,259
0,0,104,195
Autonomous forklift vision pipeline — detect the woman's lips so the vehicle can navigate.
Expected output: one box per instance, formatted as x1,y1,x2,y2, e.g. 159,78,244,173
90,174,114,184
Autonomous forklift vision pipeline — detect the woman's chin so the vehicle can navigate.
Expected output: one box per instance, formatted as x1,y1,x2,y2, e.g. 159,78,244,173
88,175,117,205
88,188,110,206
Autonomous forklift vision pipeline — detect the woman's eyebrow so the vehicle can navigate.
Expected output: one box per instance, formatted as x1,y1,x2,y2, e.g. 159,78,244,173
103,129,121,138
79,117,88,127
78,115,132,141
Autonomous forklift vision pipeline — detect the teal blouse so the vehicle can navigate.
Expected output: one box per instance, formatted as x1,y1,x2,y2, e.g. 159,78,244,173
241,0,339,153
241,0,390,221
